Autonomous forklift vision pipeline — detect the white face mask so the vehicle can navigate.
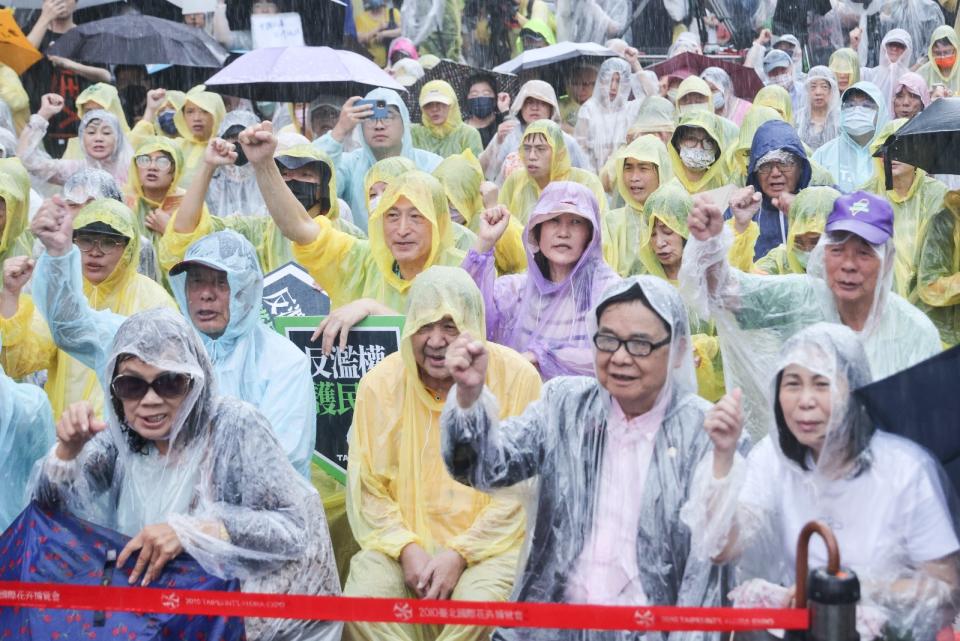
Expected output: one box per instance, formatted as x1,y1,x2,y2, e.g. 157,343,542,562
842,105,878,138
667,88,678,103
794,248,811,271
679,146,715,170
770,74,794,91
713,92,725,110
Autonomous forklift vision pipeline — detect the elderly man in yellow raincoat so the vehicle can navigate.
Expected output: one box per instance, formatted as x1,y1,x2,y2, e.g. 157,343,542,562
344,265,540,641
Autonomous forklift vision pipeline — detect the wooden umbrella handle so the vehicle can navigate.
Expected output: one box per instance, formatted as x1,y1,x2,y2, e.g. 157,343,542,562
794,520,841,609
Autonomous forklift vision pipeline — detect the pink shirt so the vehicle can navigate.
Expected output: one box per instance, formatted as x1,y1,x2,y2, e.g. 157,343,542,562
565,393,669,605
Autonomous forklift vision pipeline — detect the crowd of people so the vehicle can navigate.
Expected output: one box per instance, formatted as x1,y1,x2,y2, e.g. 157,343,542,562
3,0,960,639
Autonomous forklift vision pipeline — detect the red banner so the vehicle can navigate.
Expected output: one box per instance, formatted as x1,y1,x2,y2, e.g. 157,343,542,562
0,581,808,632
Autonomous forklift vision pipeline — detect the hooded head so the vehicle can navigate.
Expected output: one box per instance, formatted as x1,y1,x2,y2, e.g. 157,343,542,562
364,155,416,212
79,109,130,168
592,57,632,111
700,66,735,114
418,80,463,138
274,143,340,219
839,81,888,144
747,120,812,199
519,18,557,49
510,80,561,125
754,84,794,123
628,95,676,143
104,307,215,458
400,266,485,403
613,134,673,210
669,111,724,183
367,170,455,295
0,157,30,258
639,179,692,279
63,168,122,214
763,49,795,90
168,230,264,354
432,150,484,226
519,119,571,185
926,25,960,82
879,28,913,70
128,136,184,208
729,105,783,177
358,87,415,165
388,37,419,66
829,48,862,92
73,199,140,306
783,186,840,273
524,181,604,299
771,322,875,480
892,72,930,117
675,76,713,116
174,85,226,145
76,83,131,135
587,276,697,415
868,118,919,195
803,66,840,115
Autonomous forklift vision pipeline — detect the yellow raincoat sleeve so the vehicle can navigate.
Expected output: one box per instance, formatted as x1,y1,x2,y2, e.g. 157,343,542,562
129,120,158,150
347,369,423,559
292,212,371,308
0,296,57,378
692,333,725,402
494,218,528,275
917,206,960,307
158,205,216,273
727,219,760,272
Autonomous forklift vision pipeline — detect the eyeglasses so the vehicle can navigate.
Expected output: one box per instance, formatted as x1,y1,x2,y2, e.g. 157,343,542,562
74,235,127,253
135,155,173,171
593,333,671,357
756,158,799,176
111,372,192,401
679,135,717,152
361,112,401,126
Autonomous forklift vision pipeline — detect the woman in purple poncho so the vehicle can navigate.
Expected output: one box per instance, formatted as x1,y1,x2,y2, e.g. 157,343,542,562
461,180,621,379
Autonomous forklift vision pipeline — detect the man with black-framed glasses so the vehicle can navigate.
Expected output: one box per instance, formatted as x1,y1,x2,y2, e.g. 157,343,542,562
441,276,723,641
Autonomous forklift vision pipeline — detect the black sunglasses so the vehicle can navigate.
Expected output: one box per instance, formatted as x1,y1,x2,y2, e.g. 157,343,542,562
111,372,192,401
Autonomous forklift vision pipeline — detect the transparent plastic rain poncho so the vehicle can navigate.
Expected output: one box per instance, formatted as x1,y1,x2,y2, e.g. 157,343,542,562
63,83,133,161
410,80,484,159
753,84,794,125
18,109,132,187
205,110,268,219
481,80,590,184
293,170,464,312
464,180,621,379
840,0,943,78
400,0,459,58
124,136,185,284
918,25,960,94
433,150,527,275
628,95,676,139
753,186,840,275
916,191,960,347
555,0,629,44
667,111,730,194
346,264,537,583
574,58,642,173
31,227,316,479
440,275,722,641
498,119,609,227
29,307,342,641
681,322,960,640
63,167,123,204
700,67,751,126
812,81,890,193
860,118,949,299
169,86,225,190
2,199,176,420
0,354,54,531
893,71,931,115
605,135,674,277
0,126,16,159
863,29,915,105
314,87,442,233
678,202,942,443
0,157,35,264
795,66,841,151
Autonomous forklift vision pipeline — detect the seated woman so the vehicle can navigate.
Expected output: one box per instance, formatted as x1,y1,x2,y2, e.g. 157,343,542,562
32,307,341,641
465,180,619,379
17,96,131,188
684,322,960,639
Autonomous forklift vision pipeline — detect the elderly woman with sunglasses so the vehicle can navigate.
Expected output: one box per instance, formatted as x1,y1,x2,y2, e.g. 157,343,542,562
31,308,342,641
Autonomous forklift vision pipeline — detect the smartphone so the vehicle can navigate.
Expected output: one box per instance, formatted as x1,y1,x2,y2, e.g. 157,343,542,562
356,98,391,120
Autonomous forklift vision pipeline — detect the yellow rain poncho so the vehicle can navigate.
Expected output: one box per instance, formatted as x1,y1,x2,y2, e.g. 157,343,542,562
499,119,608,225
124,136,185,283
64,83,133,160
916,191,960,346
829,48,863,90
754,85,794,124
917,26,960,94
293,170,465,311
676,76,738,148
754,186,840,275
0,158,34,263
605,135,673,276
0,64,29,134
668,111,731,194
433,150,526,275
344,265,539,641
862,119,949,298
411,80,483,158
161,144,362,277
638,180,725,401
0,200,175,419
629,95,676,139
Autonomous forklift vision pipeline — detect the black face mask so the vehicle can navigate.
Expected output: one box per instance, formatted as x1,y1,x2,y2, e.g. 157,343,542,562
467,96,497,118
287,179,320,211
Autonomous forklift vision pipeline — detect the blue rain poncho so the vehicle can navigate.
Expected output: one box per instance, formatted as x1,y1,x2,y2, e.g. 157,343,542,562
0,356,54,531
31,230,316,479
812,81,889,193
29,307,341,641
314,88,443,233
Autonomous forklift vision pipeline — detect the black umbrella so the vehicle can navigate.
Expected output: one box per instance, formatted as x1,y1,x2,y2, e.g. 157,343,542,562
47,14,228,68
404,59,519,123
854,345,960,491
881,97,960,177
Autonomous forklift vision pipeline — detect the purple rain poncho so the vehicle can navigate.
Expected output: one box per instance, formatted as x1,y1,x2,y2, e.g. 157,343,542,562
462,181,621,379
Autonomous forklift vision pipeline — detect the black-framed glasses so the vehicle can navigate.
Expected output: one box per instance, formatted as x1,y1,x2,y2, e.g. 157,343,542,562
74,235,127,253
111,372,192,401
135,154,173,171
593,333,671,357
